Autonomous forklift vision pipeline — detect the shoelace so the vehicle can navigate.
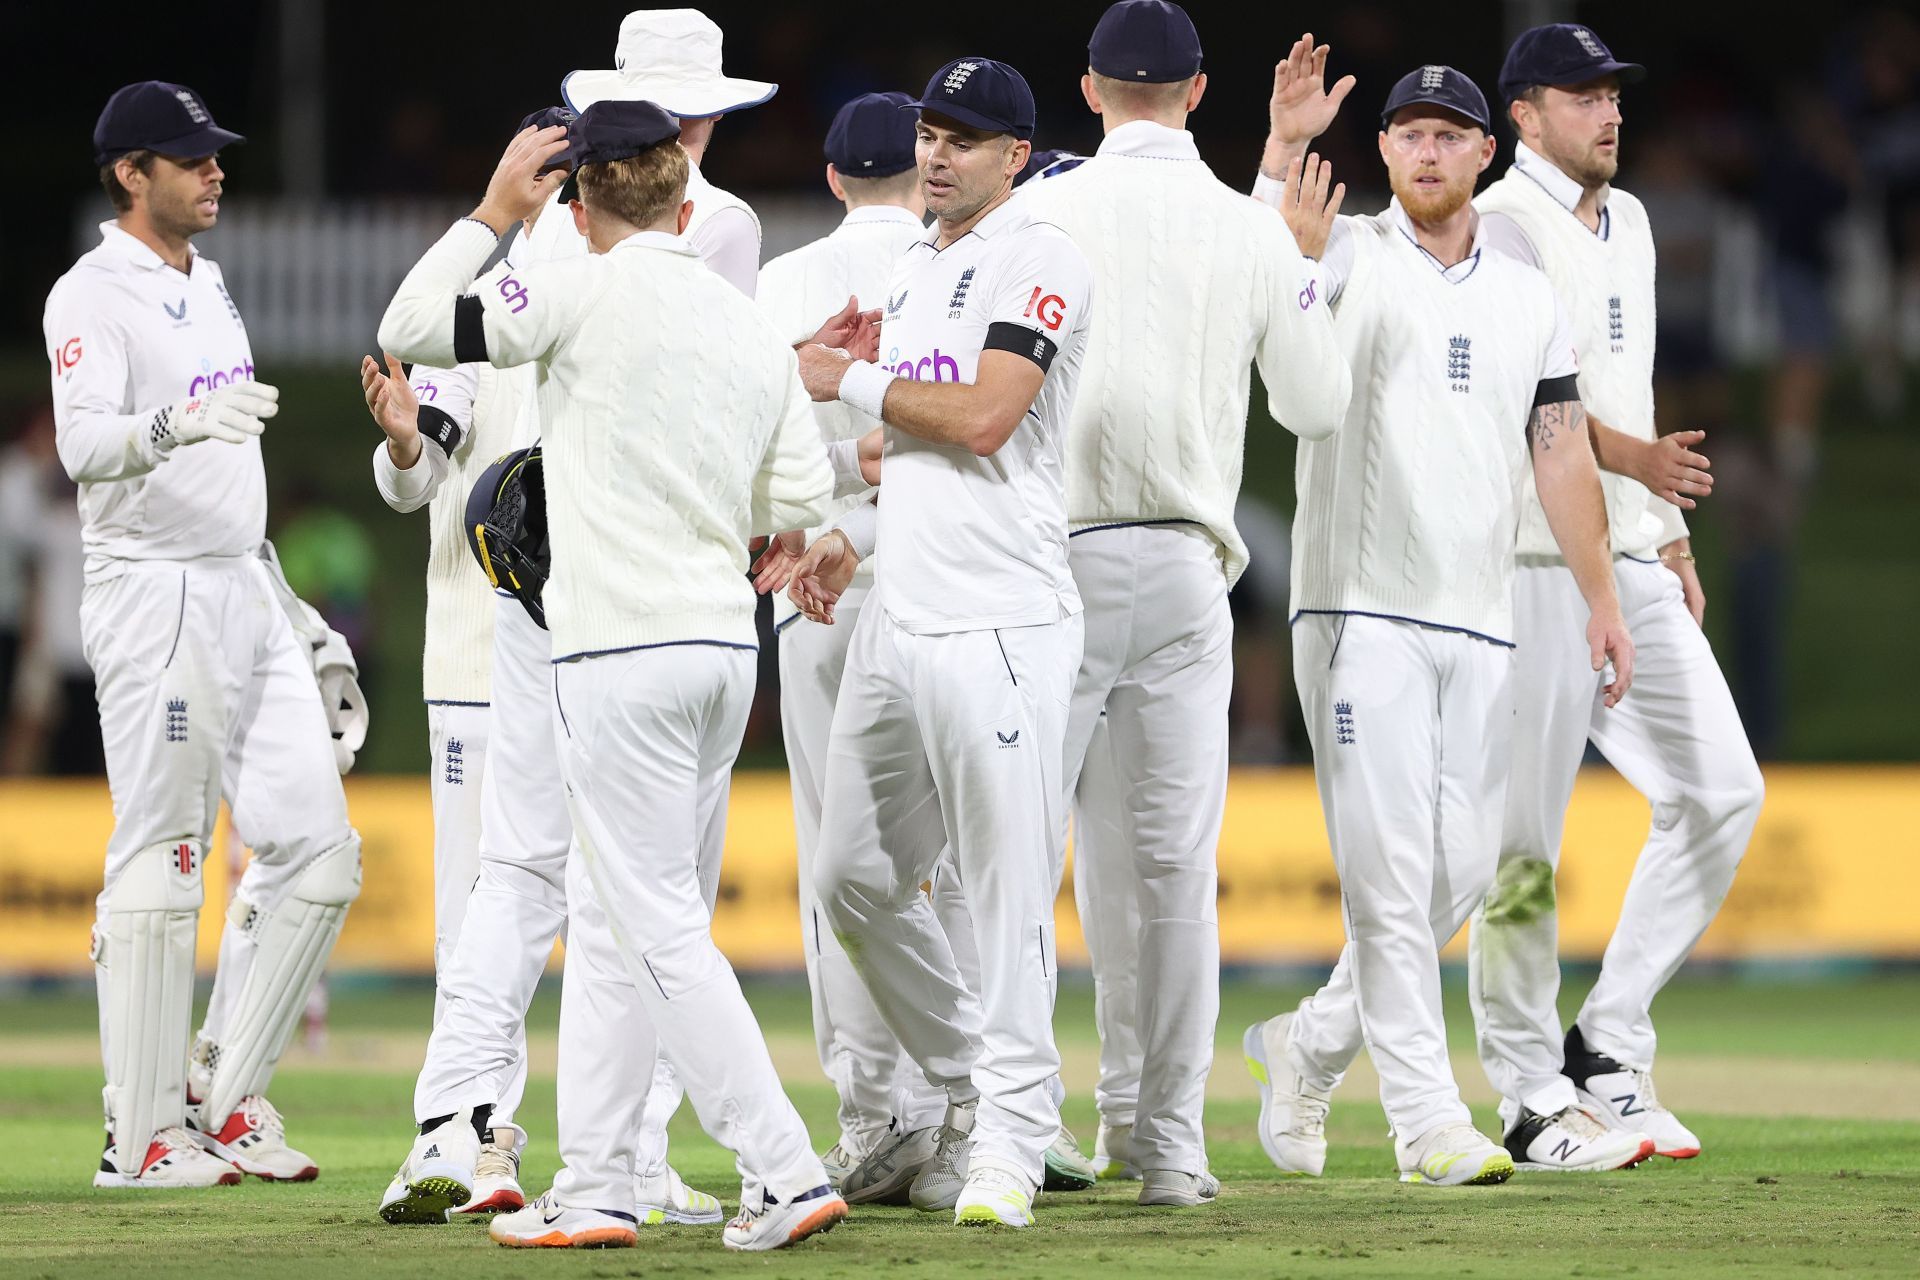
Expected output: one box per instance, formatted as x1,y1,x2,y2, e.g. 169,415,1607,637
475,1143,519,1180
1632,1069,1665,1112
153,1125,200,1154
1424,1124,1488,1159
968,1167,1027,1197
930,1125,971,1176
240,1096,285,1140
1556,1106,1614,1140
1291,1094,1330,1136
822,1142,853,1169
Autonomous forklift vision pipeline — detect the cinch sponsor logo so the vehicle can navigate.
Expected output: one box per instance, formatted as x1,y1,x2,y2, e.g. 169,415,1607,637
498,274,529,314
1298,279,1319,311
188,357,256,395
885,347,961,381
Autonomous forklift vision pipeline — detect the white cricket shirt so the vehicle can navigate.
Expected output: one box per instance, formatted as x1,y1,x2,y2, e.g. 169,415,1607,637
43,222,264,580
757,203,927,627
870,197,1093,634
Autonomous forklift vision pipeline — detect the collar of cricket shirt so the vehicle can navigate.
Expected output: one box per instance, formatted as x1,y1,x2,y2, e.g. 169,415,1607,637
840,205,926,231
1382,197,1486,283
97,220,197,273
607,229,699,257
1512,140,1611,235
1096,119,1201,162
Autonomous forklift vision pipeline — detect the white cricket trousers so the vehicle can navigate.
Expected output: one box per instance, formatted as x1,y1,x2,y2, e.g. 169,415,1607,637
779,588,952,1152
1062,525,1232,1175
1470,558,1763,1114
816,604,1083,1186
427,702,489,980
84,555,354,1149
553,643,827,1210
413,600,557,1129
1286,614,1513,1141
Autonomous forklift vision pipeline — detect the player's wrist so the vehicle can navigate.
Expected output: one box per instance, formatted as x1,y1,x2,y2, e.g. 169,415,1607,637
385,432,424,470
466,204,515,238
838,360,898,421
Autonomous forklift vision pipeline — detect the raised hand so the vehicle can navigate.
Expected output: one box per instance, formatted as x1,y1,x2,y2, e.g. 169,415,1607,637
474,125,572,234
361,353,422,468
1277,153,1346,261
1264,32,1357,174
806,295,884,358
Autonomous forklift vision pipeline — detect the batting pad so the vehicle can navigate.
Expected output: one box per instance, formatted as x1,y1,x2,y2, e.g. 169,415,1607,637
103,840,205,1174
198,836,362,1129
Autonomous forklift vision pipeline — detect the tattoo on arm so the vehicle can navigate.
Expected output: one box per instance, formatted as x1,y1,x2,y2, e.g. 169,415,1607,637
1528,399,1587,452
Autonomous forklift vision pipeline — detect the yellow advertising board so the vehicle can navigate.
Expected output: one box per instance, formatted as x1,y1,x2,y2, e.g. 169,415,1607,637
2,767,1915,977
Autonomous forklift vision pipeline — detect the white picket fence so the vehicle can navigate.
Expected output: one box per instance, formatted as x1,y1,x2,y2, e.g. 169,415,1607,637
73,195,1917,365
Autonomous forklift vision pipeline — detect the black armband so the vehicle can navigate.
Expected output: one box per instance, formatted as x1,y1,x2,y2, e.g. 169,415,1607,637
1532,374,1580,408
983,321,1058,372
416,403,465,456
453,295,488,363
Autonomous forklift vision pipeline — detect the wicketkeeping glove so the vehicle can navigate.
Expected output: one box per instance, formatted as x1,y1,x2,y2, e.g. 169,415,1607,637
151,380,280,451
257,541,369,775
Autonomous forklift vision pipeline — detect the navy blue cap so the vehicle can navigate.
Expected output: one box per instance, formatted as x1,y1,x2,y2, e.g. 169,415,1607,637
907,57,1036,140
519,106,580,172
825,92,918,178
1088,0,1203,84
1499,24,1645,104
93,81,244,167
568,99,681,167
1380,65,1491,133
1014,149,1088,187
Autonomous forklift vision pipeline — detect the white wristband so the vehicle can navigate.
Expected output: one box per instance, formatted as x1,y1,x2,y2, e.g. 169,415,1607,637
832,499,879,560
838,359,897,422
825,437,873,497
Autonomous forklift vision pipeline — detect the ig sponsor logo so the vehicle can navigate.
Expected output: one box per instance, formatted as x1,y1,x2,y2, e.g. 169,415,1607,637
1022,285,1066,331
54,337,83,374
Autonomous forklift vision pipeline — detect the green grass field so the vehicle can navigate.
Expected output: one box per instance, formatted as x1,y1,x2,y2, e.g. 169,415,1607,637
2,974,1916,1278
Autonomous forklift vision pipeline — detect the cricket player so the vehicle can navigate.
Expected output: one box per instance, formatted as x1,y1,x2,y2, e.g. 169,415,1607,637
1467,23,1765,1166
376,9,781,1226
793,56,1095,1229
1237,64,1637,1186
46,81,363,1187
1013,0,1353,1207
752,90,951,1193
380,101,845,1252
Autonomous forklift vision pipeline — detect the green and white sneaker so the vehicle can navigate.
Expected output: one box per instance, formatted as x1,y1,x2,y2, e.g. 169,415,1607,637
1092,1122,1141,1180
1243,1015,1330,1176
954,1166,1035,1227
634,1164,723,1225
1395,1123,1515,1186
1042,1125,1096,1192
820,1141,857,1191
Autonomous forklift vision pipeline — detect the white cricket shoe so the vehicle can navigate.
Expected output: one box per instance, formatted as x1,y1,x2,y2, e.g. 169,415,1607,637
1504,1105,1654,1172
843,1119,940,1205
1564,1026,1701,1158
722,1185,847,1251
1093,1121,1141,1180
1043,1125,1097,1191
1243,1014,1331,1176
491,1190,637,1248
377,1110,480,1223
633,1163,722,1225
953,1166,1034,1227
1395,1123,1515,1186
94,1127,242,1188
1138,1168,1219,1207
188,1095,317,1182
908,1100,976,1211
449,1125,526,1215
820,1141,857,1191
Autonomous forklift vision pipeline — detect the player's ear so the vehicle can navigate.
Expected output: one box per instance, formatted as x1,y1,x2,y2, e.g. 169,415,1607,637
826,164,845,203
676,199,694,235
1008,137,1031,179
1081,72,1101,115
1188,73,1207,113
569,198,588,237
1477,130,1496,173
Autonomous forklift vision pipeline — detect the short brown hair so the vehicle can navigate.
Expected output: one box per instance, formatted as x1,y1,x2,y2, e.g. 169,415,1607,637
577,142,689,229
1089,71,1193,116
99,150,157,213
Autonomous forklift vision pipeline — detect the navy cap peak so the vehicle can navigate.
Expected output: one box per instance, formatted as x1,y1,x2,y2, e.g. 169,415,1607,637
1499,24,1645,104
1089,0,1203,84
825,92,918,178
93,81,245,167
906,57,1037,140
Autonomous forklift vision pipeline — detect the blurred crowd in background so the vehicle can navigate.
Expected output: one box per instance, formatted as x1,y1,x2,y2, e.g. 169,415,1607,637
3,1,1918,774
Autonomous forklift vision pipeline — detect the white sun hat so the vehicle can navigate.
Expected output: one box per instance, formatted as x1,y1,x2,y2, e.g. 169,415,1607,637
562,9,778,118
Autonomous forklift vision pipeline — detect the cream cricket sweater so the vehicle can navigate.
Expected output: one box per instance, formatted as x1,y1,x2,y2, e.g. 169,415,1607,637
1290,209,1571,644
1018,121,1351,587
1477,146,1687,559
379,220,834,659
